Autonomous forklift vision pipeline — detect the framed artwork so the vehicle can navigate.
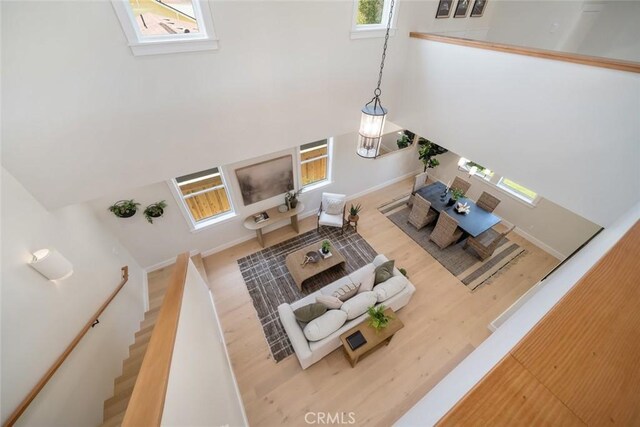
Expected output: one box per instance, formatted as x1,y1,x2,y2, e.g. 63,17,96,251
435,0,454,18
470,0,487,17
235,155,294,206
454,0,470,18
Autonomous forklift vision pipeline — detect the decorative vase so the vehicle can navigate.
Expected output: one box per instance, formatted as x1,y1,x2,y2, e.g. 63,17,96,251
447,198,456,206
290,198,298,209
349,214,359,222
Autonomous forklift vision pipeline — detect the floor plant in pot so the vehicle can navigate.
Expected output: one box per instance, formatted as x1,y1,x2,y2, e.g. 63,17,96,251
144,200,167,224
108,200,140,218
368,305,393,332
348,203,362,222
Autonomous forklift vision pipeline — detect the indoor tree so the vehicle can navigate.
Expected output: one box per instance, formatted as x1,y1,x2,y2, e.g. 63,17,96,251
417,138,448,172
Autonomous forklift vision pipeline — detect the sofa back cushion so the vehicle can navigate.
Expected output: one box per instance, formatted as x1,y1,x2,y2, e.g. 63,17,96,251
350,264,376,294
294,303,327,323
340,291,377,320
303,310,348,342
374,275,408,302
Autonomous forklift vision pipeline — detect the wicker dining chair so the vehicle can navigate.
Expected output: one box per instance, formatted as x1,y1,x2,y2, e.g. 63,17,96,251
429,211,463,249
408,194,438,230
476,191,501,213
464,226,515,260
408,172,428,207
451,176,471,195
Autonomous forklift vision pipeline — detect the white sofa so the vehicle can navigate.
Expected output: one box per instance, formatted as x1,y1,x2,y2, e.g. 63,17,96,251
278,255,416,369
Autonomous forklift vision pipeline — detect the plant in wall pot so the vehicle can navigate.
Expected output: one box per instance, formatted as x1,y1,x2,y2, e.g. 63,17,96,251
349,203,363,221
143,200,167,224
396,134,411,149
108,200,140,218
321,240,331,255
368,305,393,331
418,138,448,173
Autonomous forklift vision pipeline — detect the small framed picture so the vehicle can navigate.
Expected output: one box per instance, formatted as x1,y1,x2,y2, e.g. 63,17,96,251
470,0,488,17
435,0,454,18
454,0,470,18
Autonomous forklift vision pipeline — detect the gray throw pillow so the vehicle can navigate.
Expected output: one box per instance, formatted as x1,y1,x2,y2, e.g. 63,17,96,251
374,260,395,285
294,303,327,323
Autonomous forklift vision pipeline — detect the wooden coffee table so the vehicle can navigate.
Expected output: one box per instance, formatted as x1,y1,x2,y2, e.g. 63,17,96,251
285,242,346,290
339,308,404,367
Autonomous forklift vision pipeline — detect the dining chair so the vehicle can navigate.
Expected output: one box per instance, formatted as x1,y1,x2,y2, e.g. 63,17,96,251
408,194,438,230
429,211,463,249
451,176,471,195
317,192,347,234
408,172,428,207
464,226,514,260
476,191,501,213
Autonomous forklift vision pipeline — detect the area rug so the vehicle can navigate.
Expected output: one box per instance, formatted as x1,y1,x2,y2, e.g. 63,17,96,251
237,227,377,363
378,200,526,291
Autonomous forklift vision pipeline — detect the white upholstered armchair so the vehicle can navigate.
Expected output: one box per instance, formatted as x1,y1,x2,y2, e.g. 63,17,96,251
317,192,347,234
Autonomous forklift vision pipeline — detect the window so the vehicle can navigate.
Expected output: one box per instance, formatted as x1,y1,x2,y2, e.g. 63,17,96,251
351,0,397,39
497,177,539,204
173,167,234,229
458,157,494,181
111,0,218,56
299,139,331,189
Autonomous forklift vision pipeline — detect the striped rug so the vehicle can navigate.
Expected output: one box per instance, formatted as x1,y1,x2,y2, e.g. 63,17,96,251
379,196,526,291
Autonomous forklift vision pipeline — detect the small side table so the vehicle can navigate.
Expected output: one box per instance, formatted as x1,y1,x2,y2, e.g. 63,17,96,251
345,214,359,233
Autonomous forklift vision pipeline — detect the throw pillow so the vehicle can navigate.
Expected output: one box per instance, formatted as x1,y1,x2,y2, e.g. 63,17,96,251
332,282,360,301
303,310,348,342
374,260,395,285
374,275,408,302
293,303,327,323
316,295,343,309
340,291,377,320
325,198,344,215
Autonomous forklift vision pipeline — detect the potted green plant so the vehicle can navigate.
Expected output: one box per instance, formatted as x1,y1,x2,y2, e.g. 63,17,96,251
348,203,362,222
108,200,140,218
417,138,448,173
449,188,465,206
367,305,394,331
399,268,408,278
396,134,411,149
320,240,331,255
143,200,167,224
285,189,302,209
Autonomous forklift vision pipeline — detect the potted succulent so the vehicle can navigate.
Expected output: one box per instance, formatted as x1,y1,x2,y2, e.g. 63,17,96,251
285,189,302,209
143,200,167,224
449,188,465,206
348,203,362,222
108,199,140,218
320,240,331,255
367,305,394,331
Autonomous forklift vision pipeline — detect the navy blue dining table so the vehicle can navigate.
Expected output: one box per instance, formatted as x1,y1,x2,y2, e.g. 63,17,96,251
415,181,501,237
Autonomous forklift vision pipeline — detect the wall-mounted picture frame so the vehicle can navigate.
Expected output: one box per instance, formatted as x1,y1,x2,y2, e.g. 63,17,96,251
435,0,454,18
470,0,488,17
235,155,294,206
454,0,471,18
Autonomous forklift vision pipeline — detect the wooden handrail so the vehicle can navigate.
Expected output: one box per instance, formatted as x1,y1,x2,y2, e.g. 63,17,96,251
123,253,189,427
409,32,640,74
4,266,130,427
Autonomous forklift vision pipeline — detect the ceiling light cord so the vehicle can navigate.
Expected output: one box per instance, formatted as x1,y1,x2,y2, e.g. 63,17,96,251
368,0,396,110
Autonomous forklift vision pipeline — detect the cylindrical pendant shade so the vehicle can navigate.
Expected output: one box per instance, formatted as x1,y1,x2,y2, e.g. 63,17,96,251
29,249,74,281
357,104,387,158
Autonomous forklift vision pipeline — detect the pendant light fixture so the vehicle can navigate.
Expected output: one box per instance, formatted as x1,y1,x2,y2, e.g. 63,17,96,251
357,0,396,159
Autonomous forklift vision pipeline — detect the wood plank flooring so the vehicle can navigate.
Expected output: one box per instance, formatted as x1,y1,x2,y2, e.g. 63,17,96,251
183,178,558,426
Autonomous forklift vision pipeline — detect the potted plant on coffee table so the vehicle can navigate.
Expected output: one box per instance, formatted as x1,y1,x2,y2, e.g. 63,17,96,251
320,240,331,256
108,199,140,218
143,200,167,224
368,305,394,332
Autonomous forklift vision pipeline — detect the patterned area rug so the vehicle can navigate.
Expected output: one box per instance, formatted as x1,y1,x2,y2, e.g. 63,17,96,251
379,195,526,291
237,227,377,363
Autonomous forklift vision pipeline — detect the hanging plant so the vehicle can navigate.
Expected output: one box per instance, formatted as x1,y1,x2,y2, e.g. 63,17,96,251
143,201,167,224
108,200,140,218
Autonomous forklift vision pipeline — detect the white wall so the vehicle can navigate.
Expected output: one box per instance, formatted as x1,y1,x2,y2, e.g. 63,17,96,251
162,261,246,427
1,0,414,210
397,201,640,427
89,126,422,268
1,168,146,426
428,151,601,258
395,38,640,227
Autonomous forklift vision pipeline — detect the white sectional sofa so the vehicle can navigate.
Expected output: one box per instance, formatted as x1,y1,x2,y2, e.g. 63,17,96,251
278,254,416,369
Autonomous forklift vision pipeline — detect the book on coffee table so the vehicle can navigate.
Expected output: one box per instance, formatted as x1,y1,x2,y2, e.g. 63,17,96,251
345,331,367,351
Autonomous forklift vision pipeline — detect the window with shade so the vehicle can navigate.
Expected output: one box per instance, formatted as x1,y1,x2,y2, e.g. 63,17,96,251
497,177,539,204
174,167,234,225
299,140,331,188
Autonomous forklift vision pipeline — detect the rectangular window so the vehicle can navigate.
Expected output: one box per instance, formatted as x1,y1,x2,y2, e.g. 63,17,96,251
111,0,218,55
458,157,494,181
356,0,385,25
497,177,539,204
351,0,397,38
299,139,330,188
174,167,234,226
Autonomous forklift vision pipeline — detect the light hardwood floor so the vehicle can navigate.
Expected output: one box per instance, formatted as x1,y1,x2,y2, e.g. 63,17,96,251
163,178,559,426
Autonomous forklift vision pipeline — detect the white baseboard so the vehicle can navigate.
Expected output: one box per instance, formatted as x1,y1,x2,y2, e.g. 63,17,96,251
513,227,566,261
145,249,200,273
488,279,545,332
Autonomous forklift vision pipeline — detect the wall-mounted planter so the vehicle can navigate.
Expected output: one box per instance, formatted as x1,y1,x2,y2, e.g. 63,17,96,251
108,200,140,218
144,201,167,224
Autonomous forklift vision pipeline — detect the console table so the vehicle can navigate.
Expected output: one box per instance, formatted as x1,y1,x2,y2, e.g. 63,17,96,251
243,202,305,248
